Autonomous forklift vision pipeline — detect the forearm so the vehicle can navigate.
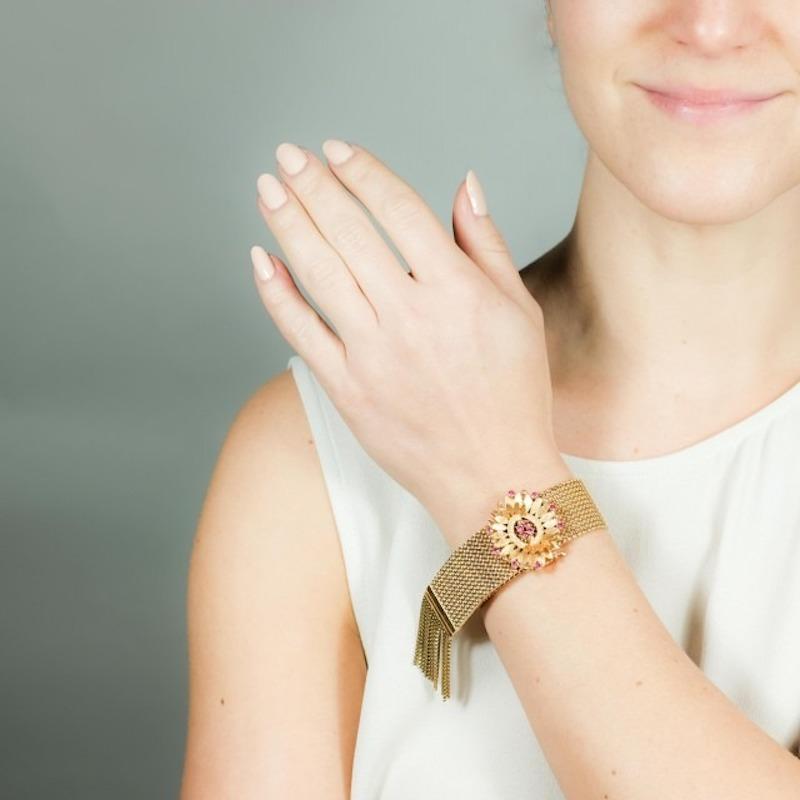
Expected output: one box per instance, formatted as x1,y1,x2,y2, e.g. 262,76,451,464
429,460,800,800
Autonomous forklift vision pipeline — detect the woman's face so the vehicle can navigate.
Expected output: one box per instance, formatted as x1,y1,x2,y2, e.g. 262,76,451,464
547,1,800,224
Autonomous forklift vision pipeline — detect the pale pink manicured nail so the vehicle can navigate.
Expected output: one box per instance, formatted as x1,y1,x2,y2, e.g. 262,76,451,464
250,245,275,281
465,169,488,216
257,173,288,210
275,142,308,175
322,139,354,165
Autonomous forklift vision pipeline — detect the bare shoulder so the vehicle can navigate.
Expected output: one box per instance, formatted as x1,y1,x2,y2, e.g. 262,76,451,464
179,366,366,800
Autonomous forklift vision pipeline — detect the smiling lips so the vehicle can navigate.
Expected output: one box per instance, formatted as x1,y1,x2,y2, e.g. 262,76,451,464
635,82,784,124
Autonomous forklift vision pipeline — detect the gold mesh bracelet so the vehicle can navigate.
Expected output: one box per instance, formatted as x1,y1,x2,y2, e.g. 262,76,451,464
413,477,607,700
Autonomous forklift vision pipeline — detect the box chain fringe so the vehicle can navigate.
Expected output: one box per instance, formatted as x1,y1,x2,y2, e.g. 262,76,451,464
413,477,607,700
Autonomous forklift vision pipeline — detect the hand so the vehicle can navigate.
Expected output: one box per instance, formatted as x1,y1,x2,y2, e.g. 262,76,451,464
251,140,570,529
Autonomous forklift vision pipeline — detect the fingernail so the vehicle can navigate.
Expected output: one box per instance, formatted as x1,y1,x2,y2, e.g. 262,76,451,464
322,139,354,165
257,173,288,210
465,169,488,216
275,142,308,175
251,245,275,281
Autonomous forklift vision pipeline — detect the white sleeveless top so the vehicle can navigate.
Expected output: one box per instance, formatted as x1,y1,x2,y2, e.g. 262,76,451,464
287,353,800,799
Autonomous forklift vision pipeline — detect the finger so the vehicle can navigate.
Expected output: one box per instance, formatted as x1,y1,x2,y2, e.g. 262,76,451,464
250,246,347,390
452,170,536,312
256,171,376,343
273,142,412,312
321,140,463,285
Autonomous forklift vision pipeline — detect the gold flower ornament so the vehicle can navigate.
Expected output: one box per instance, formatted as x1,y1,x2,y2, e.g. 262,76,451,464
488,489,567,571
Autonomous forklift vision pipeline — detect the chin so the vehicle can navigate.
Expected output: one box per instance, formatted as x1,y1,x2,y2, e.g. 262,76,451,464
596,137,799,225
631,170,778,225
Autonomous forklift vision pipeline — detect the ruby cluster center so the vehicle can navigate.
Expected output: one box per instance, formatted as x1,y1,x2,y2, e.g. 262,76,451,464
514,518,537,541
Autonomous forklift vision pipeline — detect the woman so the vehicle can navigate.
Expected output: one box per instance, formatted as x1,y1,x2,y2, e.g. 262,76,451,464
180,2,800,798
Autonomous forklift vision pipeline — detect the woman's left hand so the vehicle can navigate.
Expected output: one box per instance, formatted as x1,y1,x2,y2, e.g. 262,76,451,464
251,140,570,535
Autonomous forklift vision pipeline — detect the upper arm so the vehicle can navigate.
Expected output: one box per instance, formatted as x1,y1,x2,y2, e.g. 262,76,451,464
179,367,366,800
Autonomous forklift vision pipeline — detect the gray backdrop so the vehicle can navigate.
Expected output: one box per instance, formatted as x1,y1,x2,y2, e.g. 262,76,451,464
0,1,585,796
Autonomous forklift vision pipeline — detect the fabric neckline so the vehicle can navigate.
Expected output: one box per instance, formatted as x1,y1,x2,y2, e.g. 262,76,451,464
559,376,800,476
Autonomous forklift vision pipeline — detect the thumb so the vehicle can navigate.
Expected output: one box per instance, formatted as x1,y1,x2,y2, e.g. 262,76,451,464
452,169,532,309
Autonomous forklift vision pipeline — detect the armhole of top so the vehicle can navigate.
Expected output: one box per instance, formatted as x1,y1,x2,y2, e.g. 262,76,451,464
286,354,369,666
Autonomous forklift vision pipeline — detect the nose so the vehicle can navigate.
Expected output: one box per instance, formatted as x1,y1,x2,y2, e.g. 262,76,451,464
663,0,764,56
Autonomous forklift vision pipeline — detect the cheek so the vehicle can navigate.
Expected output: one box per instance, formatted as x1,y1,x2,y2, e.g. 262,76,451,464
553,2,633,145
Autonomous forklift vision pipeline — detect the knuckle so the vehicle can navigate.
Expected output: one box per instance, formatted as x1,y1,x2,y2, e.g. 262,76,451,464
290,164,325,196
287,312,313,345
266,280,292,312
382,190,422,230
304,253,341,289
347,152,380,185
330,216,370,254
481,227,510,257
270,204,301,233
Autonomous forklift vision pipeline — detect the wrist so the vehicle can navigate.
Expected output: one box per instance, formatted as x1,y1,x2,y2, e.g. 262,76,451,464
424,452,574,550
413,466,607,699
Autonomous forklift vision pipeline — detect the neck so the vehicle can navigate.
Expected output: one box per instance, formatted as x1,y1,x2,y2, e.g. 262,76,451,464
525,150,800,398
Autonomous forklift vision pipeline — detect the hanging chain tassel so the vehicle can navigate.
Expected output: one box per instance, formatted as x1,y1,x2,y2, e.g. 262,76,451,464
413,586,455,700
412,481,607,703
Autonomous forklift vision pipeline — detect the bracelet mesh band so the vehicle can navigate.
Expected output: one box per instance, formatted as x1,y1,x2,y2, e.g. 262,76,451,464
413,477,607,700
